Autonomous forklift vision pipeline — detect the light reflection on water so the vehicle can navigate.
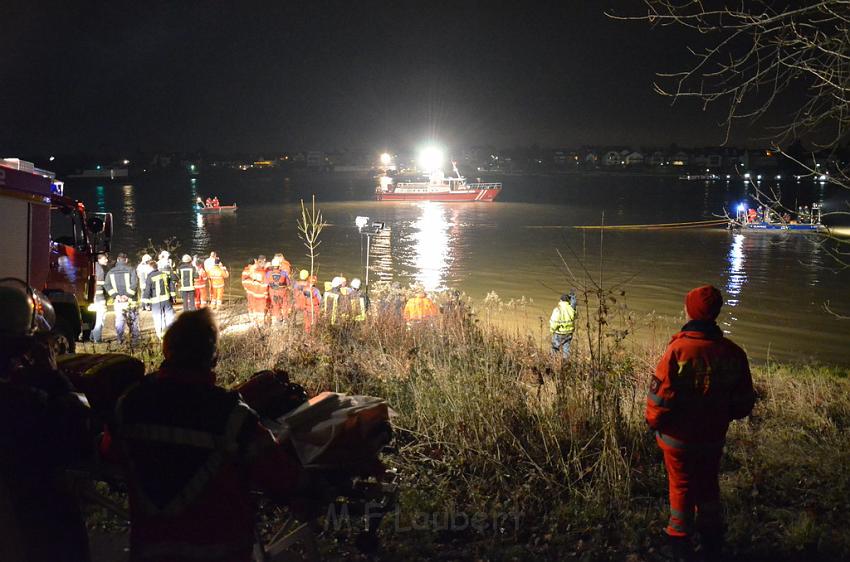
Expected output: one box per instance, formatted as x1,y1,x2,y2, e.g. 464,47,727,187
189,179,211,254
369,227,394,284
408,202,452,291
95,185,106,212
121,184,136,230
721,233,747,330
725,234,746,306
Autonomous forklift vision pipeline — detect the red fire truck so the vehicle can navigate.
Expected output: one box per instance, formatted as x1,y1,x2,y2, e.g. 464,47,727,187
0,158,112,351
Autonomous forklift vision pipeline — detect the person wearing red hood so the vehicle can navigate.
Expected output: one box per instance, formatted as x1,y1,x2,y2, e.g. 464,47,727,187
646,285,755,559
102,308,302,562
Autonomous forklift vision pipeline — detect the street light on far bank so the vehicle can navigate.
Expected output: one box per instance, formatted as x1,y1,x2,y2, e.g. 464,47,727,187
380,152,392,166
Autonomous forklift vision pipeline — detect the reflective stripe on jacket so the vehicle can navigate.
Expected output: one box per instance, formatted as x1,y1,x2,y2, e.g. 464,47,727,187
350,290,366,321
105,371,301,562
177,265,196,292
207,265,228,288
646,322,755,445
94,263,107,303
324,291,340,323
105,264,139,304
549,301,575,334
142,271,176,305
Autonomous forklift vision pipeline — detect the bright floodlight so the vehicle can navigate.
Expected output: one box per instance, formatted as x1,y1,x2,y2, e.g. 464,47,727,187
419,146,444,171
380,153,392,166
737,203,746,212
355,216,369,229
123,159,130,165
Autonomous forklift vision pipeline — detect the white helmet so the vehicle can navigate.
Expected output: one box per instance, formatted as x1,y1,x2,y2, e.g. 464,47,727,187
140,254,152,264
350,278,361,290
158,250,170,260
181,254,192,263
331,277,342,289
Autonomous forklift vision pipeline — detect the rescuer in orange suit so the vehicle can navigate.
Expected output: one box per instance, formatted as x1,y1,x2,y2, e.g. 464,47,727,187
646,285,755,559
101,309,303,562
266,255,291,325
403,288,439,325
193,257,208,308
300,275,322,334
250,255,270,325
206,258,229,309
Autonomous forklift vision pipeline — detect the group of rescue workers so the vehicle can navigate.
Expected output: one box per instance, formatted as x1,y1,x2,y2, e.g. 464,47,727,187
2,265,755,561
90,248,445,345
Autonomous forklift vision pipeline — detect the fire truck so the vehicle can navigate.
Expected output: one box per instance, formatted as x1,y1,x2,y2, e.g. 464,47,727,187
0,158,112,351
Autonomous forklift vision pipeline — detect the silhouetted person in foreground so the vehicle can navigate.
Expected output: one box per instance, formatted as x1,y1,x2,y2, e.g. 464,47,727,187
646,285,756,560
0,280,92,562
102,308,302,562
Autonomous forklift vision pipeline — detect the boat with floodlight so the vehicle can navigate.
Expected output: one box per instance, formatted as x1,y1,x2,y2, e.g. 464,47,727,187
376,159,501,202
729,202,826,232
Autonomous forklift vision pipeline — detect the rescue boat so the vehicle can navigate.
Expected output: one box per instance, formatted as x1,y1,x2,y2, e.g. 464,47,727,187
196,204,238,214
729,203,826,233
376,161,501,202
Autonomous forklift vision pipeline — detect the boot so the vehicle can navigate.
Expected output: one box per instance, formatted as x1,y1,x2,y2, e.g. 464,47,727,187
698,532,724,561
662,533,695,562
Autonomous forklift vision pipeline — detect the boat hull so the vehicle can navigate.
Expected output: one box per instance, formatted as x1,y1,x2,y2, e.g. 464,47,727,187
732,221,825,232
376,188,501,202
197,205,238,214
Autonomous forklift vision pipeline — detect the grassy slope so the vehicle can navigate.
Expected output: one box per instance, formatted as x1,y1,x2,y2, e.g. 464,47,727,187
92,302,850,560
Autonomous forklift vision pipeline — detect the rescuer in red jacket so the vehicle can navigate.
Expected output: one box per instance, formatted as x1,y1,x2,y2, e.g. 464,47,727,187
646,285,755,559
102,308,303,562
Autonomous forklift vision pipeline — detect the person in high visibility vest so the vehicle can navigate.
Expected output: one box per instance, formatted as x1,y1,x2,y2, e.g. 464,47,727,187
90,252,109,343
349,278,367,322
206,258,229,310
549,291,577,360
646,285,755,559
101,309,303,562
177,255,198,312
136,254,153,311
142,261,176,340
104,252,140,345
323,277,343,325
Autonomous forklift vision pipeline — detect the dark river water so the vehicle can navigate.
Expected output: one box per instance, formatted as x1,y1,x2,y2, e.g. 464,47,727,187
65,169,850,365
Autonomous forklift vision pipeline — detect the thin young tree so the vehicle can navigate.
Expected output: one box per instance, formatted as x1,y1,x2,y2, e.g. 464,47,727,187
297,195,326,323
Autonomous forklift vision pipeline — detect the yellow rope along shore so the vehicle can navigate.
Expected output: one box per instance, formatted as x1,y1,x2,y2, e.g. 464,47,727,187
527,218,729,230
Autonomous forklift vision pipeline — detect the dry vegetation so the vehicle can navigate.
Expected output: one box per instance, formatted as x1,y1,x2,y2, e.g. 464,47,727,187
80,290,850,561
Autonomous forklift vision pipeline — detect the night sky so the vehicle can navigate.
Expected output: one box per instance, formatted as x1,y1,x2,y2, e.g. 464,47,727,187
2,1,742,154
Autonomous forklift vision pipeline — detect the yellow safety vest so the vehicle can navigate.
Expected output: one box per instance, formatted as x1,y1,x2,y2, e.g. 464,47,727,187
550,301,576,334
143,272,175,305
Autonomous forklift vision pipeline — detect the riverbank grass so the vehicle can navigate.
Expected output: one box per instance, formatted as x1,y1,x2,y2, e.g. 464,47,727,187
86,303,850,560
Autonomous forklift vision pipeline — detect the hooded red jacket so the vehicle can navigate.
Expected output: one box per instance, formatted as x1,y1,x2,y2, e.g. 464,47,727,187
646,321,755,446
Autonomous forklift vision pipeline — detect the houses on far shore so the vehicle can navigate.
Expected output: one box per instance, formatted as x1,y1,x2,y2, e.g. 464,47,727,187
43,143,846,178
468,144,848,175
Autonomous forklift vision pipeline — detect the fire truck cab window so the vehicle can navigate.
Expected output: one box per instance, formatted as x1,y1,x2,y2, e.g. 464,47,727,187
51,207,86,249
